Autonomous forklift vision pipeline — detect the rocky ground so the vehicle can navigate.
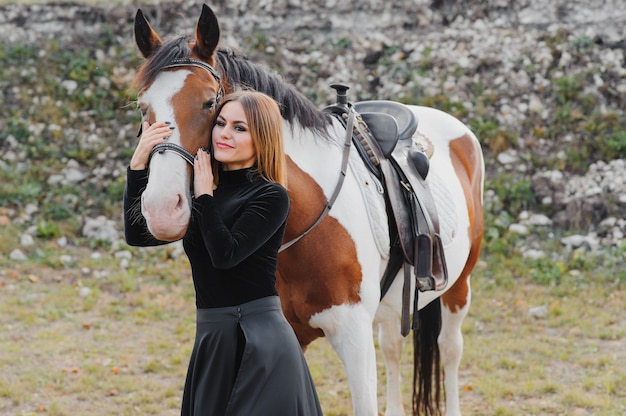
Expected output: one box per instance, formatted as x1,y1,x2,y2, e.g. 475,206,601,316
1,0,625,255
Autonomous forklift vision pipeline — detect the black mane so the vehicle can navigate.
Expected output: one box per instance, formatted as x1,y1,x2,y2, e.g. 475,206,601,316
216,46,331,133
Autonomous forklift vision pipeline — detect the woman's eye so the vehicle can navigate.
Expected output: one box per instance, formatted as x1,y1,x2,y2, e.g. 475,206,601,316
214,120,225,127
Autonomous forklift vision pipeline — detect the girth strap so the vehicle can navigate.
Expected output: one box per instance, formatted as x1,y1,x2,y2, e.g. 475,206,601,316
401,260,412,336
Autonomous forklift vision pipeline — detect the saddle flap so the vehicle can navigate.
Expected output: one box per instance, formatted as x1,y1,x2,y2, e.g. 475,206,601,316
360,112,398,158
383,142,450,293
379,159,414,262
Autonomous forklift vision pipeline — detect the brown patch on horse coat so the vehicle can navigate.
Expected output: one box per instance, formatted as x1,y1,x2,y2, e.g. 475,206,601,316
169,69,217,154
277,158,363,348
441,273,470,314
442,134,484,313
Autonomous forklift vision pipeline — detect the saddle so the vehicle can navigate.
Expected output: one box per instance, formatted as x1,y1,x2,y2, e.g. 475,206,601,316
324,84,448,336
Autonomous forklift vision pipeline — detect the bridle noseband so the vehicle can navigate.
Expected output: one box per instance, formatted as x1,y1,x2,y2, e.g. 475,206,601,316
149,141,196,166
143,58,224,167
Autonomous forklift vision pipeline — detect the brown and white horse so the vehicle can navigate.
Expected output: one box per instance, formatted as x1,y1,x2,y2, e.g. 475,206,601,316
129,5,484,416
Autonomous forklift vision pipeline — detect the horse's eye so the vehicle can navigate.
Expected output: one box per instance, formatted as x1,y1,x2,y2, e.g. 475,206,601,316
203,99,216,111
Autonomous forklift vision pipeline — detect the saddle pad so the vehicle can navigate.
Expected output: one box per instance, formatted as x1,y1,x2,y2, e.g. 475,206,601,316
427,168,458,247
346,129,458,258
348,150,390,257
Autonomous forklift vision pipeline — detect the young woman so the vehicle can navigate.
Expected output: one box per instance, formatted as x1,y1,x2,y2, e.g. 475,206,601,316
124,91,323,415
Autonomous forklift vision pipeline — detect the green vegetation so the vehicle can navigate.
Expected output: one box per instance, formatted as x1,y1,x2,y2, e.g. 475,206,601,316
0,29,142,231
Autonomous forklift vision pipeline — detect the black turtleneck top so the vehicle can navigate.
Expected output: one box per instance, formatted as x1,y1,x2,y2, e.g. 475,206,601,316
123,167,289,309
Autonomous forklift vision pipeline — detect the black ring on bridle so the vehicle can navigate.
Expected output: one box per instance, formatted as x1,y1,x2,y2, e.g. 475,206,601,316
142,58,224,167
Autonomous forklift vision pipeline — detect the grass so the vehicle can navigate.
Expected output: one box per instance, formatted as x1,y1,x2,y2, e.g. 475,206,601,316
461,267,626,415
1,239,625,416
0,247,194,416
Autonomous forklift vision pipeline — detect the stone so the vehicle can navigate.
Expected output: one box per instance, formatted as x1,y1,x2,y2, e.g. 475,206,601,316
9,249,27,261
529,305,548,319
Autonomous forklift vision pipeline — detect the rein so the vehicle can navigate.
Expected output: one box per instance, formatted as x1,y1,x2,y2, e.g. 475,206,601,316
145,58,224,167
279,109,355,252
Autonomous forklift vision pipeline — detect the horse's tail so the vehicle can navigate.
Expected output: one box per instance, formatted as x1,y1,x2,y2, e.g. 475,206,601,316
412,297,442,416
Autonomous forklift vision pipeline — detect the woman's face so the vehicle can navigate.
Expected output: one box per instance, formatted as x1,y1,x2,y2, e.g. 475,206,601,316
211,101,256,171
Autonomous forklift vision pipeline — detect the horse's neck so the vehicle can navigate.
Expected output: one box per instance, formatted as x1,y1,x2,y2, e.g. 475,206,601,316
283,119,346,190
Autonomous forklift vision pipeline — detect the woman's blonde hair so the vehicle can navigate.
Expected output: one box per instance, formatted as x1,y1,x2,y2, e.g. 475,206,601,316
212,90,287,187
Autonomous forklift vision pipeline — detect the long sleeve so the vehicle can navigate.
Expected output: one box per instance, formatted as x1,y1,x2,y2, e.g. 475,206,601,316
194,184,289,269
123,167,169,247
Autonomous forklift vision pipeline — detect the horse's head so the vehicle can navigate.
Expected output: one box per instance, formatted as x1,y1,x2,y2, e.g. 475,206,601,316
131,4,222,241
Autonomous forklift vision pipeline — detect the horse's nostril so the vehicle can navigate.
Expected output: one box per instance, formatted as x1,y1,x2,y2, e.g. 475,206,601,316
176,193,187,211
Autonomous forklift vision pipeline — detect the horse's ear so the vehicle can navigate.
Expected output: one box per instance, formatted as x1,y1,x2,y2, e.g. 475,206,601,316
195,4,220,60
134,9,163,59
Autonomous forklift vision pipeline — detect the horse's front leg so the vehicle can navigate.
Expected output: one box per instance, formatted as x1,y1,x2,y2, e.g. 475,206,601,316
439,277,472,416
311,303,379,416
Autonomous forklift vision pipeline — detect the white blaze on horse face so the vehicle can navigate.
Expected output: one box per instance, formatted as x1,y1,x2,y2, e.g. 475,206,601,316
140,70,193,241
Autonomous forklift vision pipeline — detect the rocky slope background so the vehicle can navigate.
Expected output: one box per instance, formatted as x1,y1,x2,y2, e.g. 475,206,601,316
0,0,625,261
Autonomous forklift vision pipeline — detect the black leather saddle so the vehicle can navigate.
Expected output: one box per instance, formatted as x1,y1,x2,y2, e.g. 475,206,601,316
323,83,448,336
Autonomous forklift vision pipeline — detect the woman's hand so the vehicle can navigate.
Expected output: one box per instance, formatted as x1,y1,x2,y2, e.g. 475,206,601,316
129,121,174,170
194,148,215,197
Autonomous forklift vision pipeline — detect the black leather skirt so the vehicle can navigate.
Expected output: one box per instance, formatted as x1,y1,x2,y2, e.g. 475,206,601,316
181,296,323,416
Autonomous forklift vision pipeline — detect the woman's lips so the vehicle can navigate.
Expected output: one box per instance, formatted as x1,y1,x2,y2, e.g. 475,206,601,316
215,142,234,149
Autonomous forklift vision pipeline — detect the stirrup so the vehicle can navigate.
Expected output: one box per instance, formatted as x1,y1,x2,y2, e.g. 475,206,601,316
415,233,448,291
